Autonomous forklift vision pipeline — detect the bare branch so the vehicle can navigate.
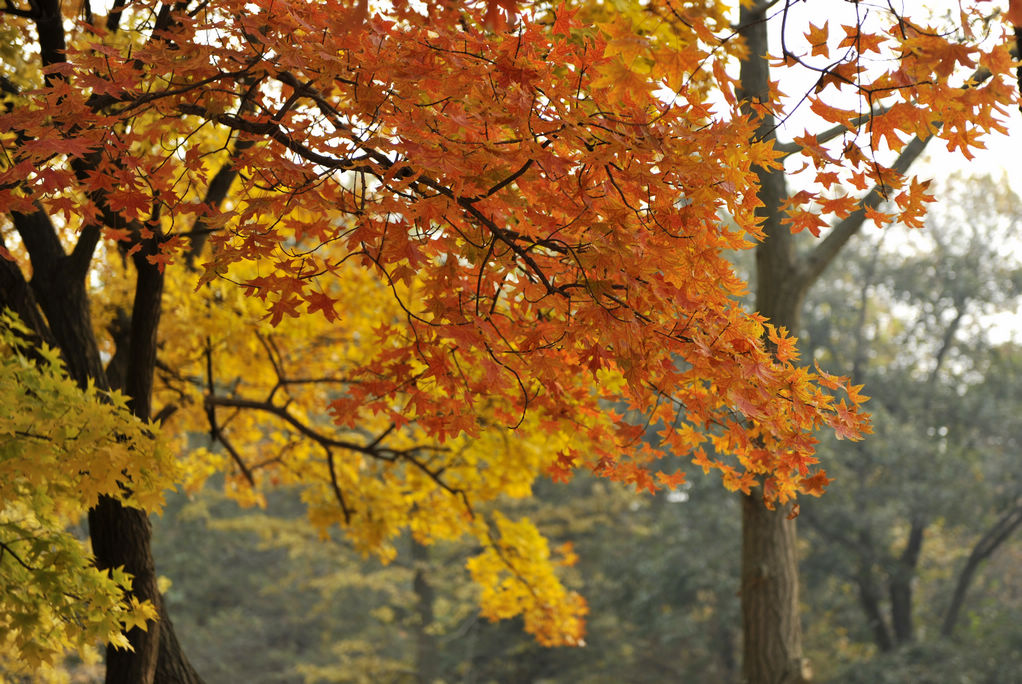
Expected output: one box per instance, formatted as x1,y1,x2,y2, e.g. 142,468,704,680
941,499,1022,638
324,447,352,523
203,395,445,459
773,109,887,159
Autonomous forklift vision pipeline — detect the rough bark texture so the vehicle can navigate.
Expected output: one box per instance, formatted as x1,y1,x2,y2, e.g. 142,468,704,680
9,208,201,684
741,496,807,684
155,602,205,684
737,7,806,683
89,498,163,683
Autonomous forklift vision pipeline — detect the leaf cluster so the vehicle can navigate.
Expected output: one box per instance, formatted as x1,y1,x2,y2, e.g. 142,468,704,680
0,310,175,670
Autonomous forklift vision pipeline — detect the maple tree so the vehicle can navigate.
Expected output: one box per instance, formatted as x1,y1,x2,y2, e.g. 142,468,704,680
0,310,172,679
0,0,1017,682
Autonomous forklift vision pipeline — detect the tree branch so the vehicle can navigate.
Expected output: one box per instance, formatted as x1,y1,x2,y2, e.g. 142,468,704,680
941,499,1022,638
0,237,56,350
773,109,887,160
797,53,1002,288
324,447,352,523
32,0,66,82
889,518,926,644
800,133,930,289
183,77,262,267
203,395,432,458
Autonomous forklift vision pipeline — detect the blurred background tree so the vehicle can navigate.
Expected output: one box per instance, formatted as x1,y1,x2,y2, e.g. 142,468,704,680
799,175,1022,683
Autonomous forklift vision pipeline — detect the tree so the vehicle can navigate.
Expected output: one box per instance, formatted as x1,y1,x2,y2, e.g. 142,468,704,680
0,310,174,680
796,177,1022,681
0,1,1014,682
732,3,1017,681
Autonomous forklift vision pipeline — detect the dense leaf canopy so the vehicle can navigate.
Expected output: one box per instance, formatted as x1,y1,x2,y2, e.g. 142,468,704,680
0,0,1017,668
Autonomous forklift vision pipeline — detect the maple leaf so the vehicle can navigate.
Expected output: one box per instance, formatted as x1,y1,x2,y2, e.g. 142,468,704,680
870,113,907,151
305,290,339,322
805,22,829,58
838,24,885,54
809,98,856,129
655,469,686,490
799,471,832,497
784,208,828,237
552,4,581,36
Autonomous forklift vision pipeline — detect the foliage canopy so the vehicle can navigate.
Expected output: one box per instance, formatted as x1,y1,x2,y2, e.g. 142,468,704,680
0,0,1017,670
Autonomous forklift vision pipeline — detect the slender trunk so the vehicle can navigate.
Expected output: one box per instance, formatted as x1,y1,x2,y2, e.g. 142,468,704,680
889,520,925,645
412,541,439,683
855,560,893,652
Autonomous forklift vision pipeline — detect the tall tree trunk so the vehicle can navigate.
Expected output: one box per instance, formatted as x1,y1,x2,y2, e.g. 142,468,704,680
12,2,204,677
741,496,806,684
9,208,203,684
737,7,807,683
889,520,925,645
734,1,936,676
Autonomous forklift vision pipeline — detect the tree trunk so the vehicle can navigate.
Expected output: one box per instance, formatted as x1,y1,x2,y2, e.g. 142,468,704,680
737,7,807,683
889,520,925,645
741,496,807,684
412,541,440,683
11,0,205,673
855,561,894,652
155,604,205,684
9,207,203,684
89,498,163,683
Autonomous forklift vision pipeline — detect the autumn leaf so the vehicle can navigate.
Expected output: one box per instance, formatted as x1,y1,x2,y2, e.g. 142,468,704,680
805,22,829,58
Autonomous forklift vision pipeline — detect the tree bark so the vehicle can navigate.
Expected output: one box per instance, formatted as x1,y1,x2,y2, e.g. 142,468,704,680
9,205,202,683
155,603,205,684
89,498,163,683
741,496,807,684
